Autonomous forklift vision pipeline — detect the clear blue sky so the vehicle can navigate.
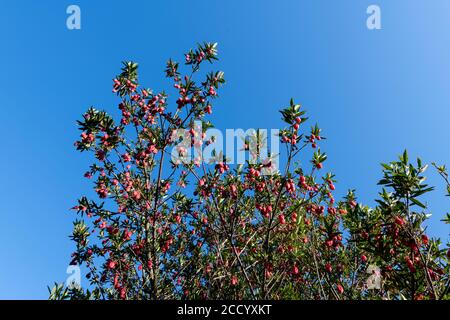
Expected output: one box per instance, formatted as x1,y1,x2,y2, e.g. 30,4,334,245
1,1,449,299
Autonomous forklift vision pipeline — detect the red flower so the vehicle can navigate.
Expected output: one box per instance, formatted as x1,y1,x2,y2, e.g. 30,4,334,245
231,276,238,286
292,265,299,275
107,260,117,270
394,216,405,226
84,172,92,179
122,153,132,162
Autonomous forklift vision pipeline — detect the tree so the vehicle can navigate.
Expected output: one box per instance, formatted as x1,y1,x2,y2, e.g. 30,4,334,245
49,43,449,300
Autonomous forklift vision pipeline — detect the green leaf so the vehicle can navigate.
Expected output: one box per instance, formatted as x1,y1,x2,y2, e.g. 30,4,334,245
410,197,426,209
402,150,408,164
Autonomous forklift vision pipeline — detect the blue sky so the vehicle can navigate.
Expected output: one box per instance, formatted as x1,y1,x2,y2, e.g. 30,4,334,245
1,1,449,299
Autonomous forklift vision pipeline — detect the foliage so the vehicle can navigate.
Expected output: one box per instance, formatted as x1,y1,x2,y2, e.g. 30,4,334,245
50,43,449,300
